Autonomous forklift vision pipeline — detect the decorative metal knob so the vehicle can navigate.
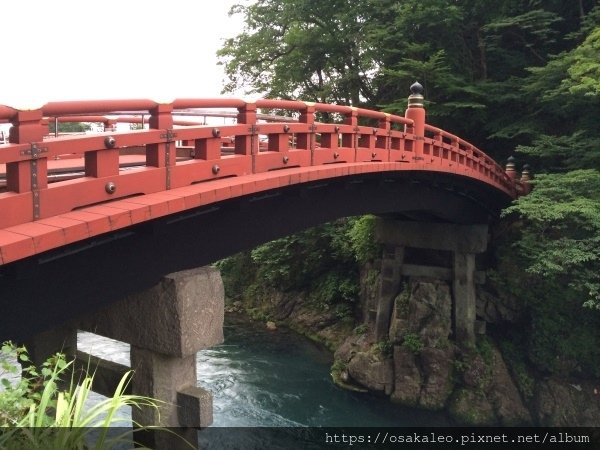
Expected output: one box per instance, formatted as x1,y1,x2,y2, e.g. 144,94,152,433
408,81,424,108
506,156,516,170
521,164,531,181
104,136,116,148
212,164,221,174
283,156,289,164
105,182,116,194
410,81,424,96
212,128,221,138
283,125,290,133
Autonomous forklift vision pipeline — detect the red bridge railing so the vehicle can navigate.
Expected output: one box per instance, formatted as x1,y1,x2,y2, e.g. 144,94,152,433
0,86,527,232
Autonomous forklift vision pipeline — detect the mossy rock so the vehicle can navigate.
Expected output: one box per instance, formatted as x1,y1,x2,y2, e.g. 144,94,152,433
448,388,496,426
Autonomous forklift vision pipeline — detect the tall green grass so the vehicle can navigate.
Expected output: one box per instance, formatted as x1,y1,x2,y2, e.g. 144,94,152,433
0,342,167,449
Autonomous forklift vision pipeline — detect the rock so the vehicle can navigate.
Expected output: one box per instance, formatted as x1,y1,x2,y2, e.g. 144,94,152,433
409,281,452,338
347,351,394,394
487,345,532,425
452,343,531,425
462,354,488,388
476,288,522,324
385,281,456,410
266,321,277,331
534,378,600,426
449,388,496,426
419,347,455,410
391,345,421,407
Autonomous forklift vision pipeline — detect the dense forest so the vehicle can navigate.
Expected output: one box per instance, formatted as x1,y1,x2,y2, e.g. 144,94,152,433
216,0,600,421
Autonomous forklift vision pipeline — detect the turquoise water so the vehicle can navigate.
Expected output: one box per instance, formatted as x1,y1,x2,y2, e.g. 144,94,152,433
196,315,449,428
78,314,450,448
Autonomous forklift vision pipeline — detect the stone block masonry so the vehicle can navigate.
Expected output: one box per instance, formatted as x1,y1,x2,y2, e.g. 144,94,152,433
24,266,225,450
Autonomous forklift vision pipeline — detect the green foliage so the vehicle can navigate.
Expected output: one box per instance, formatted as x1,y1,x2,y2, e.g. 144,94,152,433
374,340,394,358
499,340,534,400
220,0,597,161
218,0,377,104
217,217,379,324
402,333,424,355
310,272,358,308
218,0,600,382
345,215,379,264
354,324,369,335
395,286,410,316
502,170,600,308
527,286,600,377
0,342,162,449
48,122,92,133
476,336,494,366
563,27,600,97
493,180,600,378
214,252,257,301
330,359,349,386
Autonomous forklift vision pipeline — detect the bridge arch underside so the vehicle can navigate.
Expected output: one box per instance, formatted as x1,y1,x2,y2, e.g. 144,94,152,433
1,170,511,341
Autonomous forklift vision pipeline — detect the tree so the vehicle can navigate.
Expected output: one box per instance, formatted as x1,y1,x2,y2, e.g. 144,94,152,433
218,0,376,105
503,170,600,308
219,0,595,162
217,0,600,379
48,121,92,134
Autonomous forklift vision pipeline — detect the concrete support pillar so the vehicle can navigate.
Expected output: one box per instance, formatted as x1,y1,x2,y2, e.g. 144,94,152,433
453,252,476,346
375,245,404,341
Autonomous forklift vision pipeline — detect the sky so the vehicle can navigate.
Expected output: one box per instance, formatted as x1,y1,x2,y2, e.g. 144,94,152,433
0,0,249,109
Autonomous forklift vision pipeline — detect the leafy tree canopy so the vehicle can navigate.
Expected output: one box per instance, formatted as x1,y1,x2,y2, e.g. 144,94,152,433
218,0,600,377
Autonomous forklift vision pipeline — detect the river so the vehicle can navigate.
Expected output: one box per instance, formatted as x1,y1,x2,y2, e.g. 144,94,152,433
78,314,450,447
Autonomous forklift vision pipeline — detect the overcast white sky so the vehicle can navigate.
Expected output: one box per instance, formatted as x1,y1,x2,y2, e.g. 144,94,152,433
0,0,249,109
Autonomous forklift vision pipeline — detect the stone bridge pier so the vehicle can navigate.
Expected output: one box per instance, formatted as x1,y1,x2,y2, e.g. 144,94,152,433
372,218,488,347
24,266,224,449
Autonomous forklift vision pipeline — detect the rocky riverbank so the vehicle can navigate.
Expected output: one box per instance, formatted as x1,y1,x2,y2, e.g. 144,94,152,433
225,268,600,426
333,273,600,426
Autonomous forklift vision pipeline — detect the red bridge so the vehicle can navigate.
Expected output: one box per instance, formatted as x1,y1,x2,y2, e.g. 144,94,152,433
0,83,529,341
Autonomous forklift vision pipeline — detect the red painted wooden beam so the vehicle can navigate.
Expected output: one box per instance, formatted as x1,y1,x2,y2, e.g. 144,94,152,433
0,96,527,265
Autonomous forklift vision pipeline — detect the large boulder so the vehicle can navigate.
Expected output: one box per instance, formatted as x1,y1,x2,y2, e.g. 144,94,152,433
534,378,600,426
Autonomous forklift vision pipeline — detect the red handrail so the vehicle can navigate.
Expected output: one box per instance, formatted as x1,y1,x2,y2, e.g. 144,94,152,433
0,97,522,234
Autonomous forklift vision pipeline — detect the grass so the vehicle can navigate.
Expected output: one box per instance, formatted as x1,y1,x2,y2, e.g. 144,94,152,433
0,342,169,450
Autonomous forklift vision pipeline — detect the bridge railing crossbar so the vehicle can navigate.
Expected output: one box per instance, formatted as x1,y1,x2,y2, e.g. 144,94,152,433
0,98,518,231
423,124,514,193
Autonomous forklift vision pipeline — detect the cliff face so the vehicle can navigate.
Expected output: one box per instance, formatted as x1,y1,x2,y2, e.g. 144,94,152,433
331,272,600,426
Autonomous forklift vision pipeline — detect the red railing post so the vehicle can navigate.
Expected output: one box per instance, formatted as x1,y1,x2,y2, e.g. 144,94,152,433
147,103,175,189
147,103,175,167
377,114,391,161
235,102,257,156
7,110,47,188
405,82,425,160
7,109,47,221
267,127,291,152
296,102,315,151
342,108,358,161
195,127,222,161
